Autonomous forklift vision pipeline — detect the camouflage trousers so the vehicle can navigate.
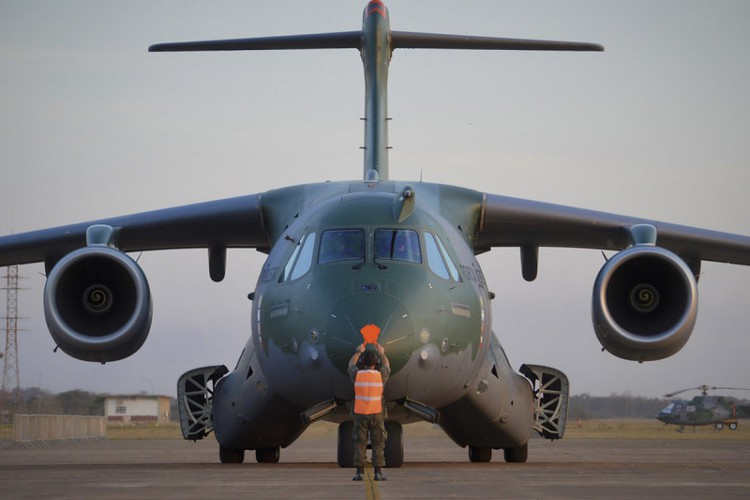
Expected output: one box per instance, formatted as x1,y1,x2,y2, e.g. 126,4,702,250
352,413,387,467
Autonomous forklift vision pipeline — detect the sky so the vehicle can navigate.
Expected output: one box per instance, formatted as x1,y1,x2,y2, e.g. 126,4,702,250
1,0,749,400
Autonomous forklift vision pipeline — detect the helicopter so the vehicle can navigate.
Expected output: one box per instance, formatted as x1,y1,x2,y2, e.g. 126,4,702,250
657,385,750,431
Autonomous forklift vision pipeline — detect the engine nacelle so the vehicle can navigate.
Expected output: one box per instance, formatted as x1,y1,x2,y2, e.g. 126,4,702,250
592,246,698,362
43,246,153,363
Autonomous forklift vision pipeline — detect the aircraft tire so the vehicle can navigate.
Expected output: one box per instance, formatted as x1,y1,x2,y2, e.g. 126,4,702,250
503,443,528,463
384,421,403,467
256,447,280,463
468,446,491,463
337,421,355,468
219,446,245,464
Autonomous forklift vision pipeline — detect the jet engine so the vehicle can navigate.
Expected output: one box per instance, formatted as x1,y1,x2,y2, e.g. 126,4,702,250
43,246,152,363
592,246,698,362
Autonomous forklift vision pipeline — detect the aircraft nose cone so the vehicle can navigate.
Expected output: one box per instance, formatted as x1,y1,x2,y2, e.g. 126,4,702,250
656,412,669,423
325,292,414,373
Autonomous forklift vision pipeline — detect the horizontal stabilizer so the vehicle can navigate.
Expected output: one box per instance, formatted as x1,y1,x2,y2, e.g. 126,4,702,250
392,31,603,52
149,31,362,52
150,30,602,54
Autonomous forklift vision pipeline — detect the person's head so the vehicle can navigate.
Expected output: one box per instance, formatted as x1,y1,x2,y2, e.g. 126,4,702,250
362,349,379,368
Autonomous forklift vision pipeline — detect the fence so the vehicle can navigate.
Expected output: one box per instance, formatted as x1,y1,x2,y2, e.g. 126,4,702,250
13,414,107,442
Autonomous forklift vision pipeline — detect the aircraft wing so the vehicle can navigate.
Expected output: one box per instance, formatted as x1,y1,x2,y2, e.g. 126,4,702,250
475,193,750,268
0,194,269,273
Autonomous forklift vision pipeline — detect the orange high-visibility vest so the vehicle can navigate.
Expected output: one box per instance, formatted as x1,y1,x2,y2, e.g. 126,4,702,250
354,369,384,415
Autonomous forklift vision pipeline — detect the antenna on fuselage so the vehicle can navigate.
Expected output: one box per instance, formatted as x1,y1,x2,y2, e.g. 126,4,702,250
149,1,603,182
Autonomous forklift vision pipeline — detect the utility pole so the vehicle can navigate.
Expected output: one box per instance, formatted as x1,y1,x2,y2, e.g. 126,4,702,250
1,264,23,418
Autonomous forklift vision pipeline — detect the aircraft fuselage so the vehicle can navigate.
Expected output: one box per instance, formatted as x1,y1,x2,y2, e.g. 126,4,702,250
211,180,535,451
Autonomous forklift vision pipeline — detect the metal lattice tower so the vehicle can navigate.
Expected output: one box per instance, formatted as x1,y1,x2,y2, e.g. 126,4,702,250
1,264,22,411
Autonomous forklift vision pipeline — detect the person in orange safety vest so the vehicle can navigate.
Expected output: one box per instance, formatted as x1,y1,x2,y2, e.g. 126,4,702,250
348,342,390,481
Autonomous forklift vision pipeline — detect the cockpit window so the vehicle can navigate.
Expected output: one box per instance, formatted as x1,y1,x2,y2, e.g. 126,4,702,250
424,232,449,279
424,231,461,281
374,229,422,264
291,232,316,279
318,229,365,264
279,232,316,282
435,235,461,282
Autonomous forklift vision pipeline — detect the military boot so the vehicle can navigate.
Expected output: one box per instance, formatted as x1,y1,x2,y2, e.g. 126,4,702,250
352,467,363,481
374,467,387,481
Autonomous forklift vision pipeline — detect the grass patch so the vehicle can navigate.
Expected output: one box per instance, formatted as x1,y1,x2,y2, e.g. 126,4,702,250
4,419,750,442
565,418,750,440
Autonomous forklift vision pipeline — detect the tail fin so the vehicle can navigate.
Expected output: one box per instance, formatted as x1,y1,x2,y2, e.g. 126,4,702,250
149,1,603,181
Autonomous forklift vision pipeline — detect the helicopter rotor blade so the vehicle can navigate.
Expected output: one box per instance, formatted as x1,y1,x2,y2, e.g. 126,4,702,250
664,385,750,398
663,386,704,398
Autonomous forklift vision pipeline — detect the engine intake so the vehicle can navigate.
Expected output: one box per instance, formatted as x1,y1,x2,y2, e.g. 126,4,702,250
43,246,152,363
592,246,698,362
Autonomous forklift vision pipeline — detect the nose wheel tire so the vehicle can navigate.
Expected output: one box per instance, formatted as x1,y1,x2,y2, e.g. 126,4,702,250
384,421,403,467
337,421,355,468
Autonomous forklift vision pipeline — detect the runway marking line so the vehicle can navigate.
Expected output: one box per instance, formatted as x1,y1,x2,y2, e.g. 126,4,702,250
363,463,381,500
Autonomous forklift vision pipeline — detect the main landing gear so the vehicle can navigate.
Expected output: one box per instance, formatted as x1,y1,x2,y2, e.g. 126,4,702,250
219,446,280,464
468,443,528,463
715,421,739,431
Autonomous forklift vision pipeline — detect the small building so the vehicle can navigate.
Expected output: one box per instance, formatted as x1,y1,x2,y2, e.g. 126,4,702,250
104,394,171,425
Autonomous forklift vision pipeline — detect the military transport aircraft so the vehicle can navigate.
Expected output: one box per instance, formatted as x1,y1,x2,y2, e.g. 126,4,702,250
658,386,750,431
2,0,750,465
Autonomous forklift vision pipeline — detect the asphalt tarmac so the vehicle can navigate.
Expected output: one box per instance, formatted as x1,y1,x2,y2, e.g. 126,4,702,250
1,429,749,499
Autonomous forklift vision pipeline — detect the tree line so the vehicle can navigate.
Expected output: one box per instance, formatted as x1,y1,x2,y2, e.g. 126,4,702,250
568,393,668,419
1,388,742,421
0,387,178,422
1,387,106,416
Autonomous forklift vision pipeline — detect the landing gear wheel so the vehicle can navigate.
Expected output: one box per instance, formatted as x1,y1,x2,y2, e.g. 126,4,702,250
384,421,403,467
468,446,492,463
729,422,738,430
337,421,355,468
715,422,724,431
503,443,528,463
219,446,245,464
256,447,280,463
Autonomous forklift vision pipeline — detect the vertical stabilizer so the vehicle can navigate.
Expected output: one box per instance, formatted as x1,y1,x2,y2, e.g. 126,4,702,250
149,1,603,182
